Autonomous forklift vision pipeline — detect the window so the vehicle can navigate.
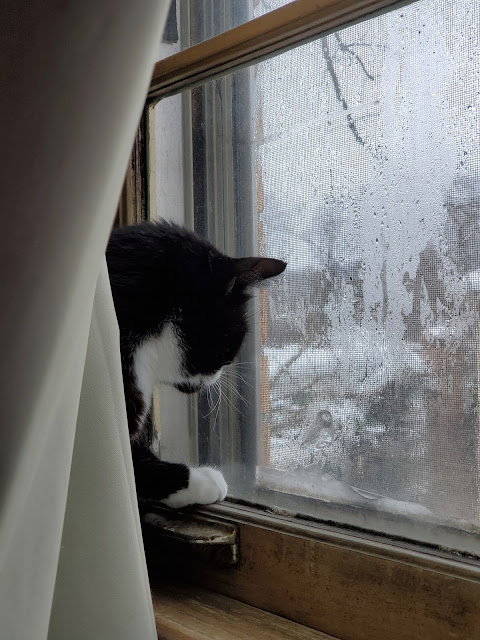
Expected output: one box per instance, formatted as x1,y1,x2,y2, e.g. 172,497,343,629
150,0,480,553
124,1,480,637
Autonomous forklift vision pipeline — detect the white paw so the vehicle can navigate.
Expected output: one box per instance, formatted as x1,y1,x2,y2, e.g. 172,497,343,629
160,467,228,509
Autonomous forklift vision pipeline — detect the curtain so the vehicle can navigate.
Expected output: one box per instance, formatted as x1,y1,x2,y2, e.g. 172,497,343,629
0,2,169,638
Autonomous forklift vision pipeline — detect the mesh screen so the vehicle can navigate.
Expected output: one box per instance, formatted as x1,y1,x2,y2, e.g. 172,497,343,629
257,0,480,524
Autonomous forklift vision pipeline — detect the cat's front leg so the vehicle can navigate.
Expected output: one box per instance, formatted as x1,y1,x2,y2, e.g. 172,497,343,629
161,466,227,509
132,444,227,508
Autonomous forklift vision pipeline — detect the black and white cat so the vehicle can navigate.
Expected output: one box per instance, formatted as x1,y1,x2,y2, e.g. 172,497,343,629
106,220,286,509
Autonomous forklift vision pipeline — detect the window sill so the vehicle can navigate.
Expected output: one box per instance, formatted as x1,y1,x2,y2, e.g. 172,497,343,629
144,501,480,640
152,582,338,640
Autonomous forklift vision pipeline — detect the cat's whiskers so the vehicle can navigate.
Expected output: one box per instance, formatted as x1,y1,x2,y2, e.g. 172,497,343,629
202,403,217,419
213,381,222,431
202,384,221,418
207,385,216,412
245,306,261,320
228,368,253,391
202,384,208,402
201,368,252,423
220,387,237,413
220,379,248,418
222,376,249,406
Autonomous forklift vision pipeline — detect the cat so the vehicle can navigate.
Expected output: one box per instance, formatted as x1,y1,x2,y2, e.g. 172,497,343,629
106,220,286,509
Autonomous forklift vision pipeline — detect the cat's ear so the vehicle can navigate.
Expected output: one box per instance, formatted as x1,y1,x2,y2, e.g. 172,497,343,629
231,257,286,289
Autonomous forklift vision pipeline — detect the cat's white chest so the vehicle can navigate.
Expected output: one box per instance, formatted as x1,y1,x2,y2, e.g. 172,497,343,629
133,324,184,413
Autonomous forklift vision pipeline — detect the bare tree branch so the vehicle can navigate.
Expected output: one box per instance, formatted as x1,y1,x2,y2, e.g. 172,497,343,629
334,33,375,81
270,347,304,387
321,37,365,146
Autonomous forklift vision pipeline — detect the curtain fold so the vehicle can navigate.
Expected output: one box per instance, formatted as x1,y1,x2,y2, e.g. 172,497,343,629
48,261,157,640
0,2,169,638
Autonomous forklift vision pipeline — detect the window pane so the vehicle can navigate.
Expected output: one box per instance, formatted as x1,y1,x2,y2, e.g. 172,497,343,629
147,93,194,465
150,0,480,554
251,0,480,549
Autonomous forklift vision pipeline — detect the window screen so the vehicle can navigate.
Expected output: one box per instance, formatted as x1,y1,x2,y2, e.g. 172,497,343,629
252,0,480,533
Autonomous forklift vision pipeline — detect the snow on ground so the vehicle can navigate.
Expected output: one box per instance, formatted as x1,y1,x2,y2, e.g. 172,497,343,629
265,329,426,396
258,465,433,516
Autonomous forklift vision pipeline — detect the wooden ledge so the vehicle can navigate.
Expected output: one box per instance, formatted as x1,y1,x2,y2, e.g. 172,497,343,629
152,583,338,640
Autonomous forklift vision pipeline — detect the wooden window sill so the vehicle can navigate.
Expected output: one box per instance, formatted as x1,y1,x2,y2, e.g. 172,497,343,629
152,583,338,640
145,503,480,640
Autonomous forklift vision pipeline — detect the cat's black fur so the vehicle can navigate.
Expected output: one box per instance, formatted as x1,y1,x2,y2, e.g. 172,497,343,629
106,220,286,506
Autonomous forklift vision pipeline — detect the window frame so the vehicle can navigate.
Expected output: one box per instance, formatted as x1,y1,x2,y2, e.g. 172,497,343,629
118,1,480,638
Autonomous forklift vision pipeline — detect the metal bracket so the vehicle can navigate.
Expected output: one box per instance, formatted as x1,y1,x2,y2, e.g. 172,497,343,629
142,506,239,567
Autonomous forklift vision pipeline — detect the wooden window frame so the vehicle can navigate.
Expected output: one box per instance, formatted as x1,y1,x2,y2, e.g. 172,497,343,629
146,501,480,640
119,1,480,638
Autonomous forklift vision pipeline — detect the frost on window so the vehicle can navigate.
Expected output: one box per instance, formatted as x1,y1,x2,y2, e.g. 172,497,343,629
255,0,480,528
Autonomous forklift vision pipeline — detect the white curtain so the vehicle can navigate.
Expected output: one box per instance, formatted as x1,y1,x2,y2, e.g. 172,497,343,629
0,2,169,639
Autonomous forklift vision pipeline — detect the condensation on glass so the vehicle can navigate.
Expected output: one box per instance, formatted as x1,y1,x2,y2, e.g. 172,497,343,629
150,0,480,552
254,0,480,529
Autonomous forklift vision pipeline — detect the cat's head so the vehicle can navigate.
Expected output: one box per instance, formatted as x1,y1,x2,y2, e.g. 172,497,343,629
108,221,286,394
167,251,286,394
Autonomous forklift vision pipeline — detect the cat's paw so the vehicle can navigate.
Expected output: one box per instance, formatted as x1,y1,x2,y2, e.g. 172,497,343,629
160,467,228,509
